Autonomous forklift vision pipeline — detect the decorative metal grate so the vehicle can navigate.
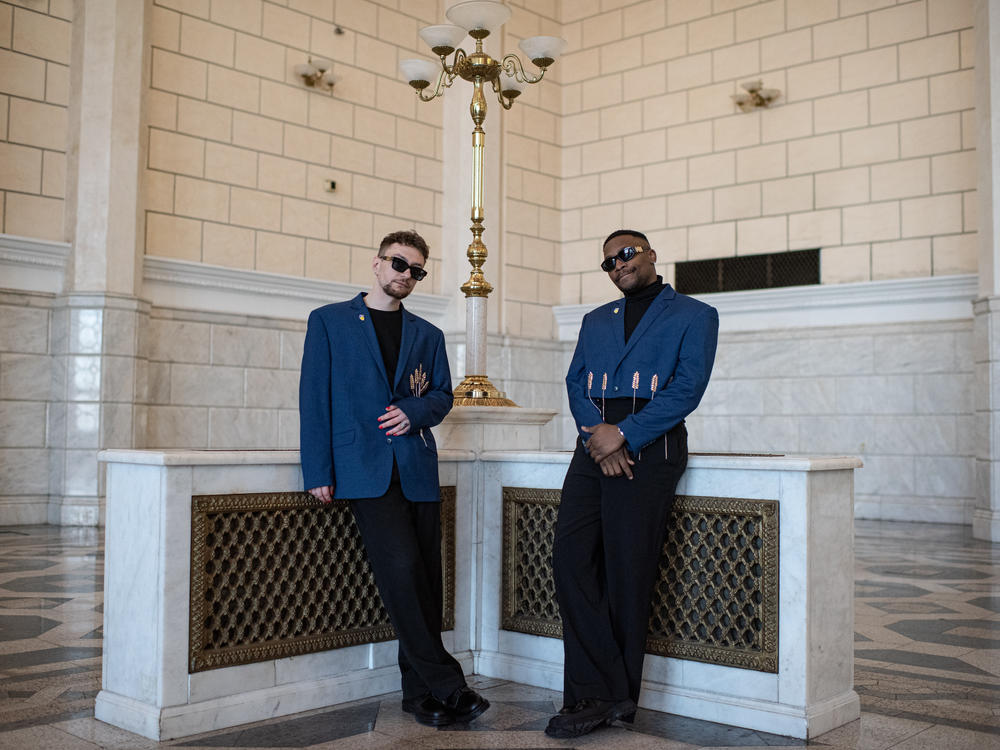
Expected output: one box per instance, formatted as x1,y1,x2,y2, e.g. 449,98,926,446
189,487,456,673
675,248,819,295
501,488,779,673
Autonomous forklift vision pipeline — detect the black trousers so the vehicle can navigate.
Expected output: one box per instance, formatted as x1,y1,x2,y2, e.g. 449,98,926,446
349,482,466,702
552,424,687,707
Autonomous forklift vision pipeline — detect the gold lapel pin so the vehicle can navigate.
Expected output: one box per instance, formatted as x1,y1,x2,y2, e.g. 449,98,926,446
613,307,619,314
359,314,365,321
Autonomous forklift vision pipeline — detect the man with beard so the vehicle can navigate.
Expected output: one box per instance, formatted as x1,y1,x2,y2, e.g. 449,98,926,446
545,229,718,739
299,230,489,727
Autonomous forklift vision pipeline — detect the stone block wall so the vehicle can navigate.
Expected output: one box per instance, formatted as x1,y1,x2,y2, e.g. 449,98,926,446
557,0,978,303
0,0,71,241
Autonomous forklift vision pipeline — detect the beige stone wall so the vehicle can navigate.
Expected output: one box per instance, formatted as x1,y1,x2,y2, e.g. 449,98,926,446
558,0,978,304
144,0,447,292
0,1,72,241
497,0,561,337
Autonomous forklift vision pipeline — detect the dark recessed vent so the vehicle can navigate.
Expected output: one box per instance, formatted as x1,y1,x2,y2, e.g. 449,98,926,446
675,248,820,295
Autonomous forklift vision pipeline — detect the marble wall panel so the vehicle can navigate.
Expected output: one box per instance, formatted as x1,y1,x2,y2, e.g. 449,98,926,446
873,414,958,455
0,401,46,446
715,339,803,379
730,415,799,453
0,353,51,400
874,331,959,374
277,410,299,448
835,375,915,415
913,455,975,498
699,379,765,415
245,369,298,409
171,364,243,406
914,372,972,414
0,304,49,353
762,378,837,415
0,448,48,493
798,335,876,376
279,329,305,370
208,407,279,448
147,405,210,448
147,318,211,363
211,325,280,368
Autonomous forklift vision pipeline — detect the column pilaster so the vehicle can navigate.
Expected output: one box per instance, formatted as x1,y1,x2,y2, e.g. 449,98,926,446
973,0,1000,541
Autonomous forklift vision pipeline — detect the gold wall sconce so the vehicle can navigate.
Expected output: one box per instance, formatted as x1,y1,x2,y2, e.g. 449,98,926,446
732,80,780,111
294,58,337,90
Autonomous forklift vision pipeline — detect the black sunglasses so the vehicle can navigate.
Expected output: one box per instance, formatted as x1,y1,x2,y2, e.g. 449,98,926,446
600,245,647,272
380,255,427,281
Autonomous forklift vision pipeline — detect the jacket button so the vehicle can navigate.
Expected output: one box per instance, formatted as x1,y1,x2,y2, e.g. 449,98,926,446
614,385,619,391
386,438,392,444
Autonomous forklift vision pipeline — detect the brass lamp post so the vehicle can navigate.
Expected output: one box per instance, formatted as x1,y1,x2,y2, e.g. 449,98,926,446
400,1,566,406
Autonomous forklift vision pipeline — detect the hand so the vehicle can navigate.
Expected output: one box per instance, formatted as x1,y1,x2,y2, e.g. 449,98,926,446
582,422,626,463
599,448,635,479
309,485,333,503
379,405,411,436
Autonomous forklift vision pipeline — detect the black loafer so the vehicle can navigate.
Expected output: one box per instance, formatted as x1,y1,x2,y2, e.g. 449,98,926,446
544,697,636,738
401,694,454,726
444,686,490,723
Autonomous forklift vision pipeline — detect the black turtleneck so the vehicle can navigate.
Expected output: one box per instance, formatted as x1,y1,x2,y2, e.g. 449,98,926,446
623,276,664,342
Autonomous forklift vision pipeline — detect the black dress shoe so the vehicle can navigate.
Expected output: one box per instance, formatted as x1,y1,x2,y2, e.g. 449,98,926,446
401,694,454,726
444,686,490,723
544,697,636,738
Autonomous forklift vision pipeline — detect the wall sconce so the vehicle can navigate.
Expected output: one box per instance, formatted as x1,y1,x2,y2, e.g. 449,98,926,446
294,58,337,90
732,80,780,111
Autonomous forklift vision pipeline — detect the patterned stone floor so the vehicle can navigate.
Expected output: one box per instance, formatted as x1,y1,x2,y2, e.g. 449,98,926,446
0,521,995,749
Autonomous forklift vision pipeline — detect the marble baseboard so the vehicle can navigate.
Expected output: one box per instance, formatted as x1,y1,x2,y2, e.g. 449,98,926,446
97,651,475,741
637,682,860,740
858,495,969,525
0,498,49,525
972,507,1000,542
48,495,103,526
476,650,563,693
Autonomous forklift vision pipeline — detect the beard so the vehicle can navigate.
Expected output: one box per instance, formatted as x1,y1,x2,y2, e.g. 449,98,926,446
382,278,413,300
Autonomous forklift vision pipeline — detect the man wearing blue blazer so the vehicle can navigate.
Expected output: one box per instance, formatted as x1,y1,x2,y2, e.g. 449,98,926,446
546,229,719,739
299,230,489,727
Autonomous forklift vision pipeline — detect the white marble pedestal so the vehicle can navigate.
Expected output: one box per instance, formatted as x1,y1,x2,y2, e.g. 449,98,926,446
94,448,477,740
96,448,860,741
476,451,862,740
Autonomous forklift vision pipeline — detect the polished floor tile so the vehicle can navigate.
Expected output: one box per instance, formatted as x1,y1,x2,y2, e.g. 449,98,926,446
0,521,996,749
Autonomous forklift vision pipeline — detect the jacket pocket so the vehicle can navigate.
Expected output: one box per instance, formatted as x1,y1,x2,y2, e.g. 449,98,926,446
331,428,355,448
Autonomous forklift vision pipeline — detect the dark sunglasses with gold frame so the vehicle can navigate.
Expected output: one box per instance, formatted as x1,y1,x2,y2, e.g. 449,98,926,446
600,245,647,272
379,254,428,281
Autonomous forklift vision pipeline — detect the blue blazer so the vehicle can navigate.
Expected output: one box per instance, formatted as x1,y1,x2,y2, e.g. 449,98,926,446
299,293,452,502
566,284,719,454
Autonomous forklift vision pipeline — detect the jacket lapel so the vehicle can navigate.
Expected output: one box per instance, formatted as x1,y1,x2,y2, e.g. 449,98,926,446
394,306,417,391
351,294,390,387
620,285,676,362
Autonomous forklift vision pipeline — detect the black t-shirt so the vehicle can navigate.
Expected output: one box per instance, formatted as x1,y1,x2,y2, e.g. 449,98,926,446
368,307,402,381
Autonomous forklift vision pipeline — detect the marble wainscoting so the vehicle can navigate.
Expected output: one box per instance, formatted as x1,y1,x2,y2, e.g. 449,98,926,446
94,449,478,740
476,451,863,740
96,447,862,741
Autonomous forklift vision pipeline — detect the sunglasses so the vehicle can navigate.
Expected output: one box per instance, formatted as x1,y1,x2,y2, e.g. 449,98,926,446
600,245,647,272
380,255,427,281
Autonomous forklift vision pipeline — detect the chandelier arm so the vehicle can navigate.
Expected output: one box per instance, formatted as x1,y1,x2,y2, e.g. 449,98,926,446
491,76,515,110
500,53,545,84
417,67,453,101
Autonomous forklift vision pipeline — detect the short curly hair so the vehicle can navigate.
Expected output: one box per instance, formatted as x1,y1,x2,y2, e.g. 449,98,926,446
379,230,429,260
602,229,650,249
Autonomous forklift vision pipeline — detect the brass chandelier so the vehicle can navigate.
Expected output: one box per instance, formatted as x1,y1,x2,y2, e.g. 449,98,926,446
400,1,566,407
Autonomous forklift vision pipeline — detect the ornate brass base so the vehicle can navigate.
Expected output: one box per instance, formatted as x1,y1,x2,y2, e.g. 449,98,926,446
453,374,518,407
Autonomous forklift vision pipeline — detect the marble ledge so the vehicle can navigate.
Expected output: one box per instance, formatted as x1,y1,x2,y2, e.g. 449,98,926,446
479,450,862,472
443,406,558,425
99,447,477,465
